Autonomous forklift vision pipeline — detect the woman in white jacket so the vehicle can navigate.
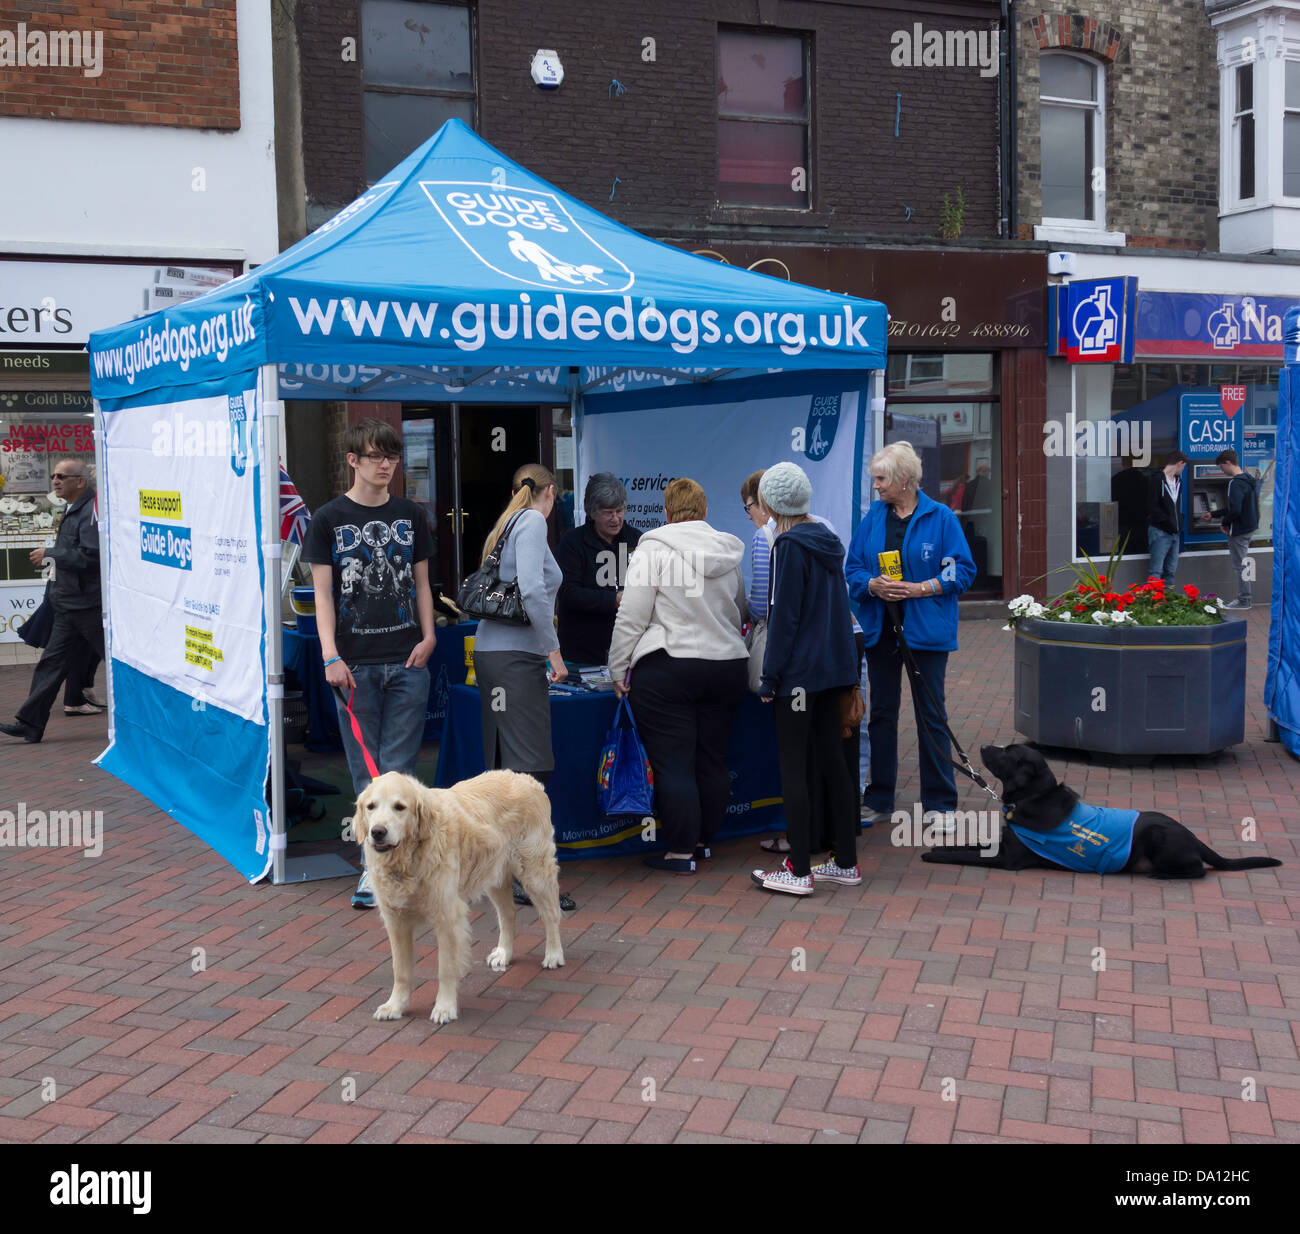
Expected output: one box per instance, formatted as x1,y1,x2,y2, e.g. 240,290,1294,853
608,478,749,873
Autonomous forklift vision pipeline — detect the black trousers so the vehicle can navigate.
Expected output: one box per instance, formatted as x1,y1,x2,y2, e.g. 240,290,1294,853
630,651,747,854
809,634,865,850
17,608,105,738
775,687,857,877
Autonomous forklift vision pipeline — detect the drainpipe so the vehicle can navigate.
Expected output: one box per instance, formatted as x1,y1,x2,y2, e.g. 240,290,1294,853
1000,0,1021,239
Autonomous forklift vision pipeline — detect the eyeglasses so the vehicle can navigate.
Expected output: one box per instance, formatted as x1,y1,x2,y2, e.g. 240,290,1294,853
51,473,81,481
359,452,400,464
743,500,757,513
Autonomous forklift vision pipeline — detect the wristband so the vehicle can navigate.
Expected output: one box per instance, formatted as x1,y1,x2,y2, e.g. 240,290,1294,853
323,655,341,668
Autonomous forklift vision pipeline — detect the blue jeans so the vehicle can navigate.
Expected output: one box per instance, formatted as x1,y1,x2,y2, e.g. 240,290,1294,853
862,628,956,815
1148,527,1180,584
333,662,430,797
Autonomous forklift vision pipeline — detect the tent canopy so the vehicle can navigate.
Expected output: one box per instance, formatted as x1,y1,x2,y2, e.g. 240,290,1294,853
88,120,887,404
1267,306,1300,757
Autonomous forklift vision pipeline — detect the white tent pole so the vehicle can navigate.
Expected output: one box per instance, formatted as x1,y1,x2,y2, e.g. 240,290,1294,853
93,403,114,742
871,369,886,507
260,363,288,884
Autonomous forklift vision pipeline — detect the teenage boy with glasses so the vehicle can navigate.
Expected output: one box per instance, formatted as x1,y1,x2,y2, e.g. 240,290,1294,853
303,419,436,909
1,459,104,743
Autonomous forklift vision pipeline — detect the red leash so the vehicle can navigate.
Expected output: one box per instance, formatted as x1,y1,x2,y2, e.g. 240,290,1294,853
334,686,380,780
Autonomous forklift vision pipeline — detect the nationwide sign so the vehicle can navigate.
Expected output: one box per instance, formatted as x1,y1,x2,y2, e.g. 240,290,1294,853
1047,277,1138,363
1136,292,1300,359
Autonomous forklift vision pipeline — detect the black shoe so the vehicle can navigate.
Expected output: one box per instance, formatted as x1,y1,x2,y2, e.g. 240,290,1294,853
0,721,40,743
513,877,577,913
694,844,711,861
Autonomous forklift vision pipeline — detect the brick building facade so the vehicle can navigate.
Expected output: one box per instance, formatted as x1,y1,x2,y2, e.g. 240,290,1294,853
1014,1,1220,250
0,2,240,128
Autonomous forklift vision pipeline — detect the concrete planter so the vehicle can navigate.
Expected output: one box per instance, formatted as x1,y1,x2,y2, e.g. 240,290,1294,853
1013,616,1246,755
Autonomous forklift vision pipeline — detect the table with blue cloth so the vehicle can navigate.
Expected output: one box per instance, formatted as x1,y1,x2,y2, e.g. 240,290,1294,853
282,622,478,752
435,683,785,861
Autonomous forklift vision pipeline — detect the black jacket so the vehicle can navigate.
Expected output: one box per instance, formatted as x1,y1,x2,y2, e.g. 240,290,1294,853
555,519,642,664
1147,471,1182,535
1222,472,1260,537
760,520,858,698
46,488,101,612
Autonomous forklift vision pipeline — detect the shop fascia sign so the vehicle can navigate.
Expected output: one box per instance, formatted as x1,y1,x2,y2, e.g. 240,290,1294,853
0,261,232,347
1046,276,1138,364
1135,292,1300,359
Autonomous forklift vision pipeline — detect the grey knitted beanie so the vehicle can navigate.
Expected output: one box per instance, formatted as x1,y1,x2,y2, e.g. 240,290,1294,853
759,461,812,516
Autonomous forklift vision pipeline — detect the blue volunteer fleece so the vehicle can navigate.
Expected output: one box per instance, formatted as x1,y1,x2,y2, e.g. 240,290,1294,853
1008,801,1138,874
760,520,858,698
845,490,976,651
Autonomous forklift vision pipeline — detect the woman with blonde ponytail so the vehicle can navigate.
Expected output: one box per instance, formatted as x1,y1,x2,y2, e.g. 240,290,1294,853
473,463,573,908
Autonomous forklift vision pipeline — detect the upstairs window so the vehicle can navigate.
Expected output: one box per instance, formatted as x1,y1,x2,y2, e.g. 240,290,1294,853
362,0,475,184
1040,51,1104,224
1236,62,1256,200
717,28,810,209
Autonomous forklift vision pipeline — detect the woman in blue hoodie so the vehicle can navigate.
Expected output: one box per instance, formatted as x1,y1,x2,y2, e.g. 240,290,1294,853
845,442,976,829
751,463,861,897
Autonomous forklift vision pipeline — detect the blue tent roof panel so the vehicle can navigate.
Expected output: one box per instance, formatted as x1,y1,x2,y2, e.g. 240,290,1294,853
89,120,888,401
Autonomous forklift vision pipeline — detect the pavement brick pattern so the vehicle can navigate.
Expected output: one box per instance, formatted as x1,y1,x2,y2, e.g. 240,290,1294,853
0,611,1295,1144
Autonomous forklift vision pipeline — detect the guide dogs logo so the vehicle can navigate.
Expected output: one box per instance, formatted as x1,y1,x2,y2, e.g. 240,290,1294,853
420,182,634,293
804,393,842,461
228,393,248,477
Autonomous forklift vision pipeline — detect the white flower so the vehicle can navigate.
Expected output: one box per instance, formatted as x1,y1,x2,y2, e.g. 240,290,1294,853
1027,602,1046,619
1059,612,1073,621
1091,610,1108,624
1204,605,1217,615
1008,594,1036,614
1001,624,1012,632
1109,610,1129,623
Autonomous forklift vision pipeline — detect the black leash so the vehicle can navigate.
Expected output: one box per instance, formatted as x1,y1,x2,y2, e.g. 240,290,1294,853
884,601,1001,806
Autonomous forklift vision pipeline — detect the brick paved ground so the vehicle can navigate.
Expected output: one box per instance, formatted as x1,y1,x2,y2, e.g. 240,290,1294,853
0,610,1296,1145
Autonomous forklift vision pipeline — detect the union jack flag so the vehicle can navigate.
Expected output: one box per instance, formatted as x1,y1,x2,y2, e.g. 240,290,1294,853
280,465,310,545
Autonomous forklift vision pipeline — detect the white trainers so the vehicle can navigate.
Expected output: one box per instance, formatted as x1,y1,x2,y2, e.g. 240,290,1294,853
751,857,814,896
809,858,862,886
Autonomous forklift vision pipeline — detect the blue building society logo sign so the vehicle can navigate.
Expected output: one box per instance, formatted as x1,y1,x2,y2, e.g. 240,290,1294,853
420,182,635,293
804,394,842,460
140,520,193,570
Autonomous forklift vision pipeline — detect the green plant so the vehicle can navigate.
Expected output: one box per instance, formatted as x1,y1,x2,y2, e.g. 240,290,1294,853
940,186,965,241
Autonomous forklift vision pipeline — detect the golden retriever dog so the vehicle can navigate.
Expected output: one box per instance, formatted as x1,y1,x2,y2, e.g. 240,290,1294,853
354,769,565,1024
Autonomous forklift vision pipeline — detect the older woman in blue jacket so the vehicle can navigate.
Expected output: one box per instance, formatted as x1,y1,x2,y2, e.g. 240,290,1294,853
845,442,976,828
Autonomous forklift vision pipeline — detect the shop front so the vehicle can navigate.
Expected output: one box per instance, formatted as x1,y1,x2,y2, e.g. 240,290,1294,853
1044,253,1299,601
0,258,241,655
664,243,1048,601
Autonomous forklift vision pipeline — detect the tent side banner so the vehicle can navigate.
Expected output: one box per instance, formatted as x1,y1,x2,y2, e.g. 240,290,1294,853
88,289,268,403
95,370,272,881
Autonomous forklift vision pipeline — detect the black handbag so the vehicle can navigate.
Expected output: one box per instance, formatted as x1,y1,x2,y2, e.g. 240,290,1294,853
456,512,531,625
18,585,54,649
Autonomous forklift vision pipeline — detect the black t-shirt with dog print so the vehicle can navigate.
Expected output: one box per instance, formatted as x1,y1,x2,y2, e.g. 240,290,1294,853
303,494,433,665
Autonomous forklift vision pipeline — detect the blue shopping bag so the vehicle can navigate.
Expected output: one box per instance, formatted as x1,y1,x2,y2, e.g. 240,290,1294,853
597,697,655,817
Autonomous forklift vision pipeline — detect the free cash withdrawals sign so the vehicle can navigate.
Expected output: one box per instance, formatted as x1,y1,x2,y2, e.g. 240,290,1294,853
96,372,271,881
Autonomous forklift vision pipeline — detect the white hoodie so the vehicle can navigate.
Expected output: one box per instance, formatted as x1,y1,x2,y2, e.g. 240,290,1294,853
607,520,749,677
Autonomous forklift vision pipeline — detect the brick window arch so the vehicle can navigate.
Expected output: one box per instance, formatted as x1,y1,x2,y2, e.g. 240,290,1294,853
1029,13,1123,62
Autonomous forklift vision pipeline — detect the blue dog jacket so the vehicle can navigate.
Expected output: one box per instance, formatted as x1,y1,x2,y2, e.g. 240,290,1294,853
1008,801,1138,873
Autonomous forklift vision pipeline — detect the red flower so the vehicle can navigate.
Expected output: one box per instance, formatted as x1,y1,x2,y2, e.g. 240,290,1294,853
1073,604,1087,613
1104,593,1120,603
1183,584,1199,600
1097,576,1108,586
1078,585,1093,594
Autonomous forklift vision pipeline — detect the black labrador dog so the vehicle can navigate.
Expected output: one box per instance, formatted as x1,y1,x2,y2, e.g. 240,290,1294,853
921,743,1282,880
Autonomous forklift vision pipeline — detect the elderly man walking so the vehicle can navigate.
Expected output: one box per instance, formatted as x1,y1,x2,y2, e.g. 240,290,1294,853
1,459,104,744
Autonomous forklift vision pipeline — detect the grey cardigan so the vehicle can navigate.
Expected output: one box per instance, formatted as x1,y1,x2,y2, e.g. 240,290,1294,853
472,507,562,657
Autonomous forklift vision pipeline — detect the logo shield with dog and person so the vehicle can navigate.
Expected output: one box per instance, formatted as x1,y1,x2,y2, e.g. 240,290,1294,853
420,183,635,292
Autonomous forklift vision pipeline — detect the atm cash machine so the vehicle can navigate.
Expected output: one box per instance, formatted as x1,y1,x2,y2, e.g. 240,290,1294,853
1186,463,1231,543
